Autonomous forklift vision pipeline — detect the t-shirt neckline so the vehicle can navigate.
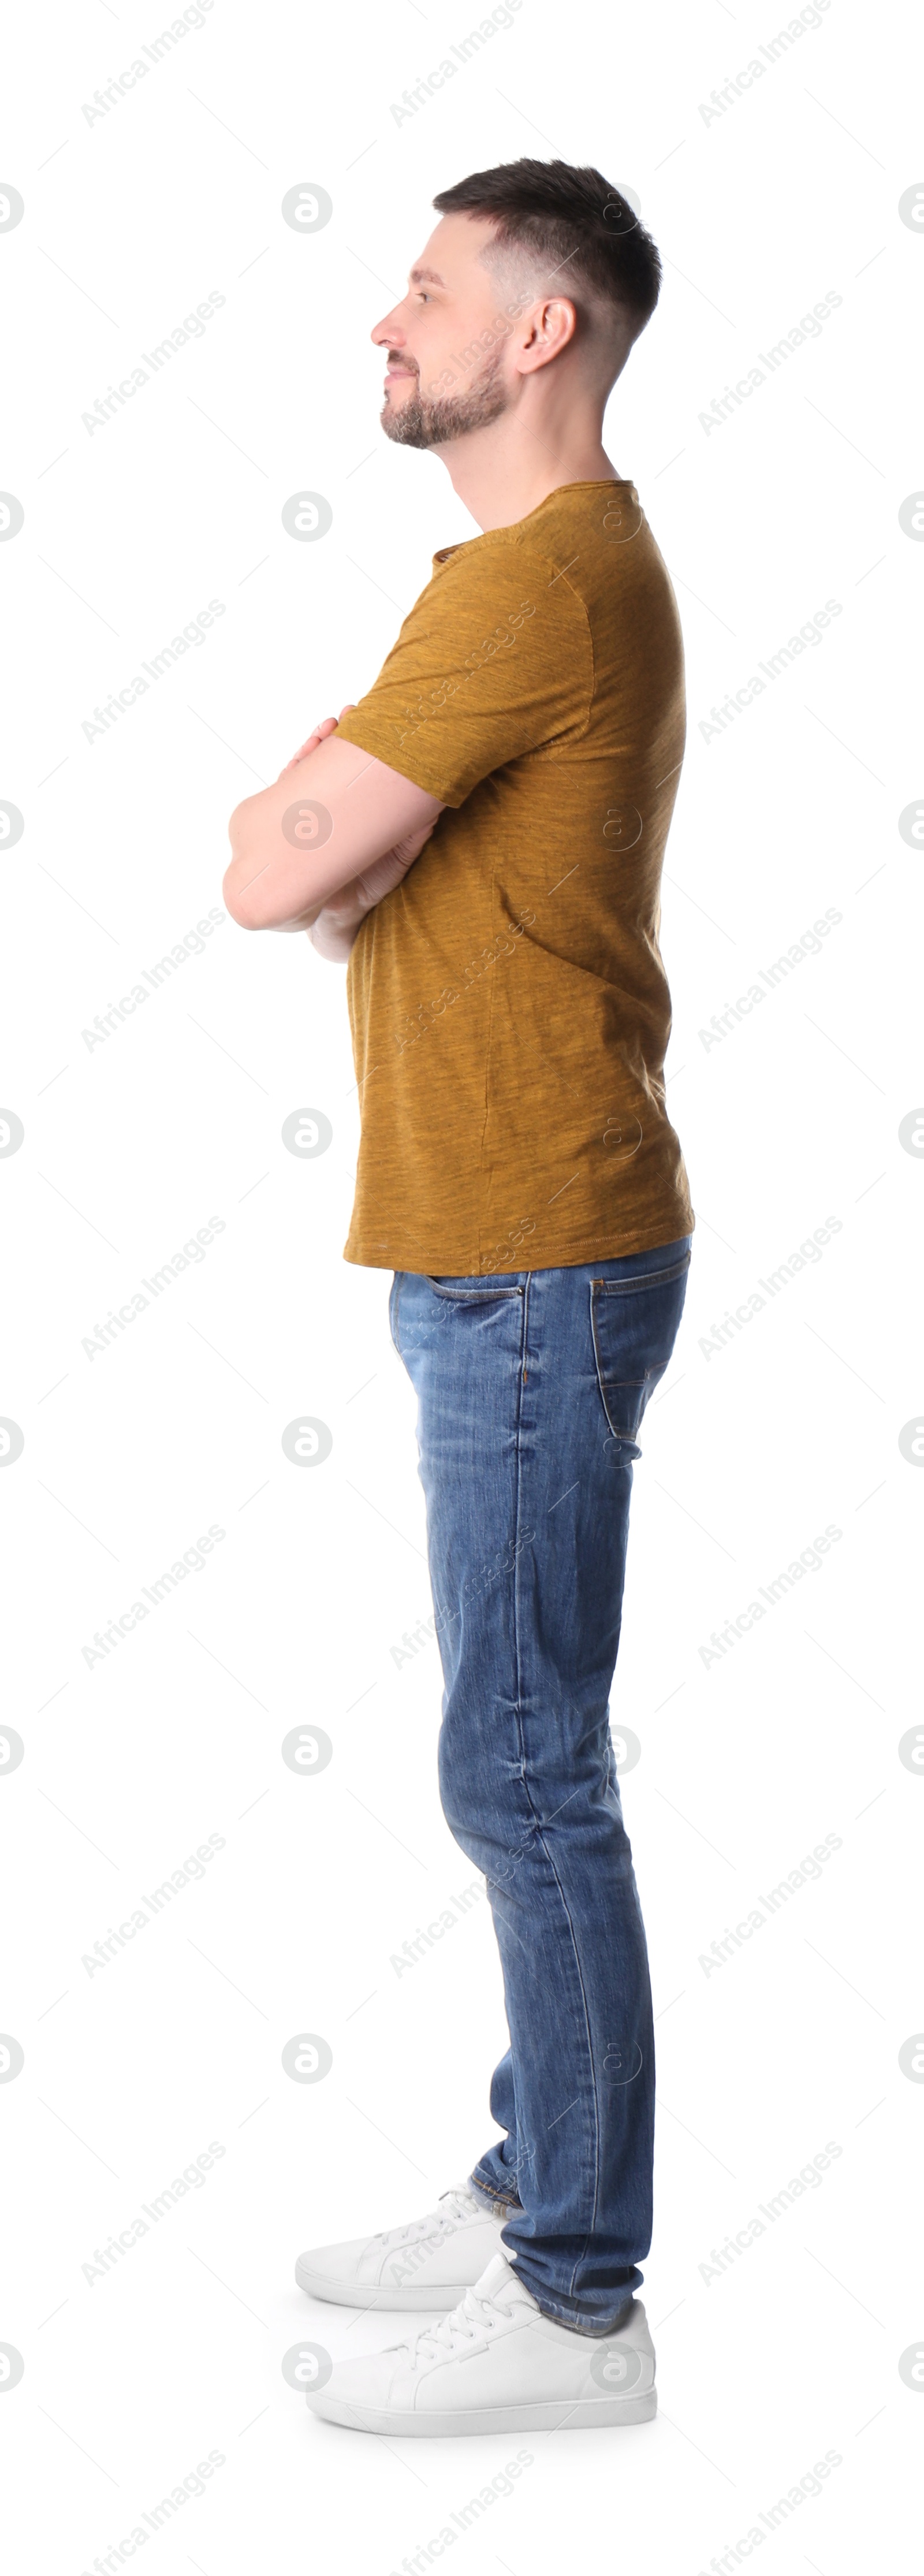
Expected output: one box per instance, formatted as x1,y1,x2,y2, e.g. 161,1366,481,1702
433,478,637,563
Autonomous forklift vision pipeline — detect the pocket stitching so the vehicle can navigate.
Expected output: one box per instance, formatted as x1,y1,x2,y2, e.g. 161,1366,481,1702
425,1278,524,1302
590,1250,691,1297
589,1275,684,1444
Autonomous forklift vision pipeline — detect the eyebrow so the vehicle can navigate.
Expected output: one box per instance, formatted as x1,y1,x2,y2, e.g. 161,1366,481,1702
408,265,446,287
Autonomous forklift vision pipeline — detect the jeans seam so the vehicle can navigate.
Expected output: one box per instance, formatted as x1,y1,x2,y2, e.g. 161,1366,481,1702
510,1276,601,2287
469,2166,522,2213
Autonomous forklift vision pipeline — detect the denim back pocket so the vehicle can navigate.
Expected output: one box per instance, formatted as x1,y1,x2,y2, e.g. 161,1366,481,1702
589,1248,691,1456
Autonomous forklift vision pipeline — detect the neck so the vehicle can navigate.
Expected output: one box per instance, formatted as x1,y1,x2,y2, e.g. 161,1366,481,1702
434,403,620,533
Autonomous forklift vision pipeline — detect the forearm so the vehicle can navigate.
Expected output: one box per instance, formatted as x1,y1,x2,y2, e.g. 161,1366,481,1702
223,735,444,931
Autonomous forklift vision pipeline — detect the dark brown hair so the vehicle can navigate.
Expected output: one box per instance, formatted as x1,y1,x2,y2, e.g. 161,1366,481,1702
432,156,662,341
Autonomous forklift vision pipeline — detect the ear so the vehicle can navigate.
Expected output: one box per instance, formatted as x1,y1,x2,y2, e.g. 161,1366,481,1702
516,295,579,374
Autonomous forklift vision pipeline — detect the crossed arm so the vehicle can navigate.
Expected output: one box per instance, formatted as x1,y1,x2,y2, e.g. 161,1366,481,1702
223,709,446,962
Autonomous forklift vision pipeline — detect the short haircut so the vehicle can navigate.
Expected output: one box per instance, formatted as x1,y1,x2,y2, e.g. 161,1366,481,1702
432,157,662,348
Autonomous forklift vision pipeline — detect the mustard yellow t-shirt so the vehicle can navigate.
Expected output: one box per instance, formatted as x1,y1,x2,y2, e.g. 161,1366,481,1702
337,479,694,1276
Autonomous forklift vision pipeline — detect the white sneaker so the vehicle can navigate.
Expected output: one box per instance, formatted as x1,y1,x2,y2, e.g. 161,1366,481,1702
295,2184,507,2311
304,2251,657,2434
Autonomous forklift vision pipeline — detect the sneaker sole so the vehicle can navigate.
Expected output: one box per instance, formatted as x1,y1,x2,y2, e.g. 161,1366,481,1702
305,2387,657,2434
295,2257,474,2310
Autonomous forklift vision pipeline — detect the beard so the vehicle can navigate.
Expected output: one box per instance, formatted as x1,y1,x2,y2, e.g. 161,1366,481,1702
381,346,509,448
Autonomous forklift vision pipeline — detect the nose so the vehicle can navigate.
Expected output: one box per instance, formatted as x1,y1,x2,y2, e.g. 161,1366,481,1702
371,308,407,348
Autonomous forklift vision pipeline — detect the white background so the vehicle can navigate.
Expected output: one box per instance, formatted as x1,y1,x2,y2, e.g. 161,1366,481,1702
1,0,920,2568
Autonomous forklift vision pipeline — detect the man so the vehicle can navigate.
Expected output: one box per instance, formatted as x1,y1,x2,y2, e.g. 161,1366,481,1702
224,158,695,2436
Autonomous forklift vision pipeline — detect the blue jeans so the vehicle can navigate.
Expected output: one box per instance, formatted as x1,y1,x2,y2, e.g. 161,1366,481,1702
389,1233,692,2333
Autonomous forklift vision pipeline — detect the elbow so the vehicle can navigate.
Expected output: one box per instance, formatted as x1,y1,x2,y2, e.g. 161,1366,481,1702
223,805,269,928
222,860,260,929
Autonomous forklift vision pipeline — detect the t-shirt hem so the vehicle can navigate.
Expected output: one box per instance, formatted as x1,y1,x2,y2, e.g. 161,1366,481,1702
342,1208,696,1275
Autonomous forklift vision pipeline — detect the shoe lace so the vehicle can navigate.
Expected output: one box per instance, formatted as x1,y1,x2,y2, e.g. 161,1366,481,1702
372,2186,481,2254
397,2280,516,2369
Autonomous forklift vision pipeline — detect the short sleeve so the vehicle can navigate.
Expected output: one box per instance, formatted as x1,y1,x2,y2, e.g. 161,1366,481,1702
334,537,594,808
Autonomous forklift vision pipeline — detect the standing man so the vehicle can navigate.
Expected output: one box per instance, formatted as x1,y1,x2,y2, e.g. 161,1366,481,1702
224,159,695,2435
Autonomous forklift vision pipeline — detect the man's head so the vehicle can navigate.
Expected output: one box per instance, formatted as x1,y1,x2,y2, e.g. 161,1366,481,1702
372,157,661,452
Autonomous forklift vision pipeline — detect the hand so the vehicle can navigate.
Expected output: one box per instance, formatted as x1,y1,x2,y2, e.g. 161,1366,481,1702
307,817,440,962
277,703,356,780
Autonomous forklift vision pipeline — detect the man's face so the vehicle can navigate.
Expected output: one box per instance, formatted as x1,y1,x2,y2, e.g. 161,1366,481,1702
371,213,531,449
